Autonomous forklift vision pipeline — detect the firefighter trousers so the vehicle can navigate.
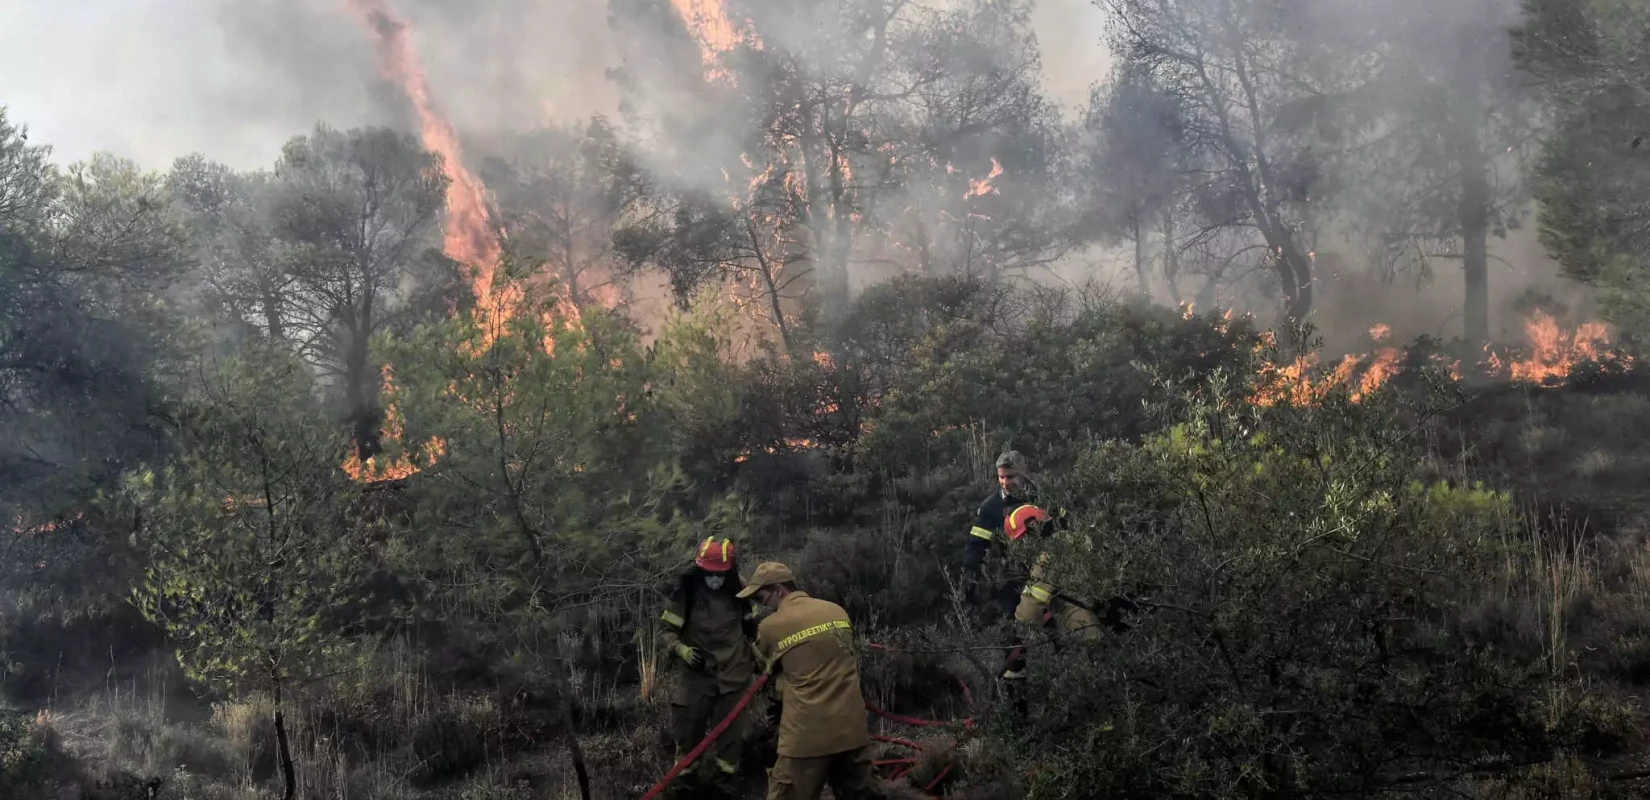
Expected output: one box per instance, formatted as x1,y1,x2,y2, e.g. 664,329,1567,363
671,684,751,792
765,745,878,800
1014,595,1104,643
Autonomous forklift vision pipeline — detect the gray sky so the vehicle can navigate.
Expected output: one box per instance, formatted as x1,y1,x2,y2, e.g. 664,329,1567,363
0,0,1111,171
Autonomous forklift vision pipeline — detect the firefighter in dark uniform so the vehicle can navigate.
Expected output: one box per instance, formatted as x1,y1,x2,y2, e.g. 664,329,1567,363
658,537,759,797
962,451,1113,683
961,450,1038,607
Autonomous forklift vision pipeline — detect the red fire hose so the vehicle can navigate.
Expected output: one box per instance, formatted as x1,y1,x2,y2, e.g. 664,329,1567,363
638,673,772,800
639,641,1012,798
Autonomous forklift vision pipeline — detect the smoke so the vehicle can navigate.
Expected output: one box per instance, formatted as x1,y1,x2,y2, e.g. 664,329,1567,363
1030,0,1113,114
0,0,1601,349
0,0,386,169
0,0,619,171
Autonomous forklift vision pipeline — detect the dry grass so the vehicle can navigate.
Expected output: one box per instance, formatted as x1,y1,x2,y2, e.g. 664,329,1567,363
1573,448,1619,480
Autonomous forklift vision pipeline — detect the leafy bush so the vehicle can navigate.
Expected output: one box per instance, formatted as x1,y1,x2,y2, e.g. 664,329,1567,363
383,274,751,680
852,287,1263,479
0,710,55,796
989,367,1632,797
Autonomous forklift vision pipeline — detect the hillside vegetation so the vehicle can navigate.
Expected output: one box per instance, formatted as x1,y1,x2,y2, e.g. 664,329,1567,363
8,0,1650,798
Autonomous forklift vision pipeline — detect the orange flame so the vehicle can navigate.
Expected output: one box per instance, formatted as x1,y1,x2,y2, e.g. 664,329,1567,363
341,365,447,482
1484,310,1632,384
1251,311,1634,407
671,0,748,81
1251,320,1407,407
964,158,1004,199
344,2,586,482
346,0,531,354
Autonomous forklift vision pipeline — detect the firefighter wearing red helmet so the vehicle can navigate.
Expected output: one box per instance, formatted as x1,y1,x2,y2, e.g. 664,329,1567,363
1003,504,1103,642
962,452,1107,683
658,537,759,797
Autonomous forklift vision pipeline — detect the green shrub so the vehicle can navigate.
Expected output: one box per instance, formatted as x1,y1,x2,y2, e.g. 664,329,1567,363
0,711,55,797
984,364,1629,797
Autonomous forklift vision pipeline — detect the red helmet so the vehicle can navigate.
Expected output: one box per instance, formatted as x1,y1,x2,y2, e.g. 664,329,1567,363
695,537,736,572
1004,505,1050,541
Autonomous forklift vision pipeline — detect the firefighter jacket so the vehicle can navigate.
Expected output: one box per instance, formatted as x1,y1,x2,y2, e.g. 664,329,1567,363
1013,516,1102,640
753,591,872,759
962,481,1039,575
659,579,759,695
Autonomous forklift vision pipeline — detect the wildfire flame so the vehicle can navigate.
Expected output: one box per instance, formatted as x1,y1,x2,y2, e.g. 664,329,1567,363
341,365,447,482
1484,310,1632,384
1251,311,1633,407
670,0,748,81
964,158,1004,200
346,0,525,355
343,2,587,482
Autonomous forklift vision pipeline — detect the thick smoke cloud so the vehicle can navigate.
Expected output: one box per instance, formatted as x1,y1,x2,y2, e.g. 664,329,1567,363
0,0,621,170
0,0,1584,351
0,0,1107,170
0,0,390,169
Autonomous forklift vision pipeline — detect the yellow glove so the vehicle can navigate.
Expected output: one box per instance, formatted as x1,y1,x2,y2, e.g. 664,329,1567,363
676,643,708,668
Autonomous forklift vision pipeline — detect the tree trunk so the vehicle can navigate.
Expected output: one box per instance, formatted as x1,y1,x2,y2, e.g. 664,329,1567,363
345,336,380,462
261,286,285,342
1214,11,1313,324
1281,244,1314,323
746,216,794,352
797,105,848,322
1257,228,1314,326
563,225,582,309
1459,153,1490,347
1132,215,1150,299
914,217,933,275
1454,59,1492,347
274,707,296,800
562,679,593,800
1163,211,1182,305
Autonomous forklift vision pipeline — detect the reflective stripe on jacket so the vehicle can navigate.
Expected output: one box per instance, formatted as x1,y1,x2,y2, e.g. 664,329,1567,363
659,580,758,695
754,591,871,758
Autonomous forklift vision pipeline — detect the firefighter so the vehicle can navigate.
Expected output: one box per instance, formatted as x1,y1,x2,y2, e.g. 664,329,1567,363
738,562,878,800
1004,504,1104,643
961,450,1038,589
659,537,759,797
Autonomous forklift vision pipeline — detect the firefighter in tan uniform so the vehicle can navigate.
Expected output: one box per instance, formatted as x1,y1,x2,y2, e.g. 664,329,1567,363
1006,504,1104,640
999,504,1104,682
658,537,759,797
738,562,879,800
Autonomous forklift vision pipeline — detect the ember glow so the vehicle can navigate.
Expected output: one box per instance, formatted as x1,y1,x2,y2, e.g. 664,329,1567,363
733,437,821,464
10,512,83,537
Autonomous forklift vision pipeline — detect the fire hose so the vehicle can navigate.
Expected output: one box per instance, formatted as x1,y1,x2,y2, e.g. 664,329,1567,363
638,672,772,800
639,642,1022,799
